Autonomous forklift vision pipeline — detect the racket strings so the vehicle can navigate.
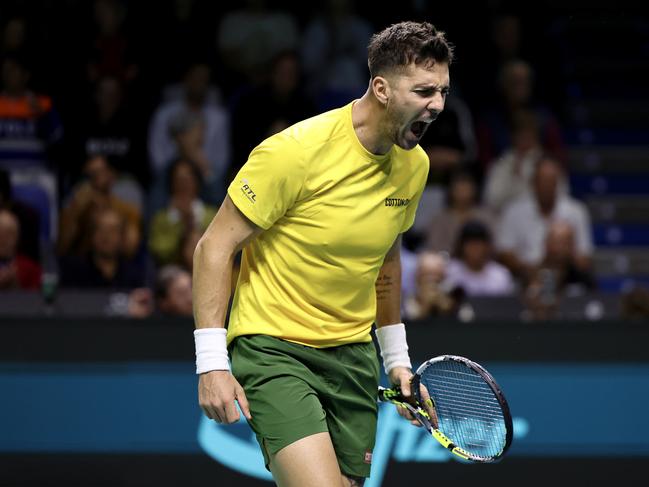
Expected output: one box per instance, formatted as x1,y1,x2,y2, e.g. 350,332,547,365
421,361,507,459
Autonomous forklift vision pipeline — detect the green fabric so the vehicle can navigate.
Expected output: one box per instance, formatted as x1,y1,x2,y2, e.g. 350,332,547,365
230,334,380,478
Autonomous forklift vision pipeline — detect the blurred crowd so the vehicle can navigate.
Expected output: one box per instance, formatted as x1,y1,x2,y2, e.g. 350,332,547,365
0,0,643,321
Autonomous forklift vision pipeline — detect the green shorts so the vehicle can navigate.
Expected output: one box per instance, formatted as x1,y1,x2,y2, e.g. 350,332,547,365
230,334,380,478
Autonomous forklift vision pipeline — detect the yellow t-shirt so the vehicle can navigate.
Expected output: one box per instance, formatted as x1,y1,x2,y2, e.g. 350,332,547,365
227,101,429,347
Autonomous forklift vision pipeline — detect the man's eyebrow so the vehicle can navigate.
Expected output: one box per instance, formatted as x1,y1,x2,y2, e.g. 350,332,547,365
414,83,451,90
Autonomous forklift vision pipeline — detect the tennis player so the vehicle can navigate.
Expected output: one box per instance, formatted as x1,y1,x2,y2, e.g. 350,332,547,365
193,21,453,487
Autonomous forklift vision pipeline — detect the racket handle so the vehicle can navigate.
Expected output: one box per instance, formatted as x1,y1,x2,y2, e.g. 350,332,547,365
378,386,404,402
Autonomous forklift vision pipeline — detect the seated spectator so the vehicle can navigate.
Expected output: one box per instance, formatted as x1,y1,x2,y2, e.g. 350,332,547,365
300,0,372,109
217,0,299,84
529,220,596,295
148,61,230,205
86,0,139,85
0,53,63,171
154,265,193,316
230,50,316,176
0,54,61,238
418,93,478,187
59,207,144,289
476,59,565,167
58,155,141,258
403,251,456,320
483,109,544,214
73,75,148,187
521,220,597,320
621,285,649,320
0,169,40,261
496,157,593,281
424,171,495,253
446,221,514,296
0,208,41,290
148,159,217,267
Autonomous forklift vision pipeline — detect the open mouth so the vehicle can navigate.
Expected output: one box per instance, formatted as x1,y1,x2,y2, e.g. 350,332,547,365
410,120,429,139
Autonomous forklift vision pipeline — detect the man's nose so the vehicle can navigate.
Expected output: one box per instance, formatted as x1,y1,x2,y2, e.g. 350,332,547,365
429,93,445,113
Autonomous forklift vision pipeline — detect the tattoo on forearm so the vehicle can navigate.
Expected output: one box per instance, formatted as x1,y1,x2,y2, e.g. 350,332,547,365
375,273,394,302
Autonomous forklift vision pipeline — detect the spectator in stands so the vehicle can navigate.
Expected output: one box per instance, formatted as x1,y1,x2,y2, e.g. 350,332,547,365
154,264,193,316
59,206,143,289
0,53,63,171
0,53,61,237
148,61,230,205
496,157,593,281
424,171,495,254
58,155,141,258
300,0,372,109
230,50,316,175
446,221,514,296
73,75,147,186
86,0,139,84
529,220,596,295
418,93,478,187
148,158,216,267
476,59,565,167
0,169,40,261
403,251,456,320
483,109,544,214
0,208,41,290
621,285,649,320
217,0,299,85
1,15,32,59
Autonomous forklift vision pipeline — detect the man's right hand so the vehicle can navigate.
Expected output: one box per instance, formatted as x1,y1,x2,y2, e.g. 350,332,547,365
198,370,252,424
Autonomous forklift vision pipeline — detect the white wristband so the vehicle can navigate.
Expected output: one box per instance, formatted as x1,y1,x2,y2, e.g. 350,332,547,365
375,323,412,375
194,328,230,374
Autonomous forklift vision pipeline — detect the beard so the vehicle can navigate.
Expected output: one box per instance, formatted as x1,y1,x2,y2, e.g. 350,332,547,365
385,102,436,150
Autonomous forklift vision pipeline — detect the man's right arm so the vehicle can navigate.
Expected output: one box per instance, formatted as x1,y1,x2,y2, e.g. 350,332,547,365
192,195,262,423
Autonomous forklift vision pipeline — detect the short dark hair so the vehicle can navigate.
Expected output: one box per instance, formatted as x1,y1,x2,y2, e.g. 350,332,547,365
454,220,491,258
166,157,203,193
368,21,454,78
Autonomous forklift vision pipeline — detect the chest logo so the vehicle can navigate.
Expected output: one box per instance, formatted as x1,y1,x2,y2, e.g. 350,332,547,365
385,197,410,207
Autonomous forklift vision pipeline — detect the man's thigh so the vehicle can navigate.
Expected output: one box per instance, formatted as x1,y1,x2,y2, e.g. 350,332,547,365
231,335,378,481
230,335,329,469
269,432,344,487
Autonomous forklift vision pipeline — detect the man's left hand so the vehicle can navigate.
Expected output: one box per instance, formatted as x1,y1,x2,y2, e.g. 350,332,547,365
388,366,421,427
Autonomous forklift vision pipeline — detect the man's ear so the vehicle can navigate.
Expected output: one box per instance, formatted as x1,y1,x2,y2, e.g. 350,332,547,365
371,75,391,106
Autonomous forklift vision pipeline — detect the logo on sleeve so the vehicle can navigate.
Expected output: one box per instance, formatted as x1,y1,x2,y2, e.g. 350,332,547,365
385,197,410,207
240,178,257,203
364,451,373,464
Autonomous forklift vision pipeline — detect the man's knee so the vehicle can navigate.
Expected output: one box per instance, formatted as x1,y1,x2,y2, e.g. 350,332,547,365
342,474,365,487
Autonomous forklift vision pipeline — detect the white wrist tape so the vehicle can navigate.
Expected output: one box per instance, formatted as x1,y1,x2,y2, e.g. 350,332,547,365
375,323,412,375
194,328,230,374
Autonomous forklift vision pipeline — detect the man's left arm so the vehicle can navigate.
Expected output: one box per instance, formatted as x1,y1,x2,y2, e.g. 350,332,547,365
375,234,421,425
376,234,438,427
375,234,403,328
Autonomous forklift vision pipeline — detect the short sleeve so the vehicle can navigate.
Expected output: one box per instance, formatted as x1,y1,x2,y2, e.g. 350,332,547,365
227,132,306,230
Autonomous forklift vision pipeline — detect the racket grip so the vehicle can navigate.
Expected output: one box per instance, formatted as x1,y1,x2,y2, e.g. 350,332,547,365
378,386,404,402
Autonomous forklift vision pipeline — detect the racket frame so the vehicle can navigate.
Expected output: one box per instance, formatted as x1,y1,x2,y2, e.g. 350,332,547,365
378,354,513,463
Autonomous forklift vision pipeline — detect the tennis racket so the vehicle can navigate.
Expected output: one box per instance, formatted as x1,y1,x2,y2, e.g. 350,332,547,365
378,355,513,462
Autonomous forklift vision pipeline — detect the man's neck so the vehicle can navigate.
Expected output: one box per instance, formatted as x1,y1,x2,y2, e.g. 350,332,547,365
352,91,392,155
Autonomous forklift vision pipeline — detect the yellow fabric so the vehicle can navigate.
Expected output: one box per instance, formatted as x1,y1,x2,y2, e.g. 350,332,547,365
227,101,429,348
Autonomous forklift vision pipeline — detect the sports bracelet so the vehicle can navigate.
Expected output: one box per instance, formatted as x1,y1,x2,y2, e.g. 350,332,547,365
375,322,412,375
194,328,230,374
